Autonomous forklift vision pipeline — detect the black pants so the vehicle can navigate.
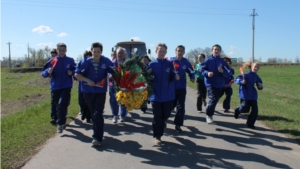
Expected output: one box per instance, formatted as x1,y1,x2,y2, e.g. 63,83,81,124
196,79,207,111
84,93,106,141
235,99,258,126
173,88,187,126
151,100,173,138
51,88,71,125
50,92,57,120
220,87,233,110
78,93,91,120
206,86,222,116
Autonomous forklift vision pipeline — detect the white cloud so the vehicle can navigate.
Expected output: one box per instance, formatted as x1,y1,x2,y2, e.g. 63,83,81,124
149,44,155,46
228,45,237,56
37,42,53,47
131,36,141,41
32,25,53,34
57,32,68,37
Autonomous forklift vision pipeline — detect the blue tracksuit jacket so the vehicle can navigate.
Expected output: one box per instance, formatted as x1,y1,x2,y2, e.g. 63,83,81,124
76,58,87,93
200,55,230,88
75,56,114,93
41,55,76,90
235,70,263,100
170,57,195,89
224,68,235,88
148,58,176,102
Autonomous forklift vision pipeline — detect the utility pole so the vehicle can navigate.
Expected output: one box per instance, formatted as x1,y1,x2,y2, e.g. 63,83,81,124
250,9,258,63
27,43,30,67
7,42,12,72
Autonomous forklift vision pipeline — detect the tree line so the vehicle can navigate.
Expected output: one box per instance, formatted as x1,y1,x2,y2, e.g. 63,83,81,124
1,46,299,68
2,46,54,68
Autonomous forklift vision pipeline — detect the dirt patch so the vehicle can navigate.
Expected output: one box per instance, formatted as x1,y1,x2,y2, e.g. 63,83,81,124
22,77,50,86
5,73,22,79
1,93,50,117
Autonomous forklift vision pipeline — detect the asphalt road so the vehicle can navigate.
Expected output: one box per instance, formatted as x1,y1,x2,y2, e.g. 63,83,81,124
23,87,300,169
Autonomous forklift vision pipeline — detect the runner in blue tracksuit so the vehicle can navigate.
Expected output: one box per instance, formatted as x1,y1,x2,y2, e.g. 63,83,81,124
48,49,58,125
200,44,230,124
170,45,195,133
75,42,114,146
77,51,92,123
220,57,235,113
109,47,128,123
42,43,76,133
234,61,263,129
148,43,180,145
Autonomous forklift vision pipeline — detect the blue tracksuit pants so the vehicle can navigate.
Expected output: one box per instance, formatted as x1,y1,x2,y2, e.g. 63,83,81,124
84,93,106,142
173,88,187,126
51,88,71,125
235,99,258,126
109,87,127,117
50,92,57,120
220,87,233,110
206,86,222,116
79,92,91,120
151,100,173,138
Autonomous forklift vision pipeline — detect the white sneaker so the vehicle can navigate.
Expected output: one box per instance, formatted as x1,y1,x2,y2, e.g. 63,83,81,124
112,116,118,123
92,138,101,146
57,125,63,133
120,116,125,122
206,116,214,124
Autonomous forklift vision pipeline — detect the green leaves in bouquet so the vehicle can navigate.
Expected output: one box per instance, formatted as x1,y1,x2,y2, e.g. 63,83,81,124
121,55,154,98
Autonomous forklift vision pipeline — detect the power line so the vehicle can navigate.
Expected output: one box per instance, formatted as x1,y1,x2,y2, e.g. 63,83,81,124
6,0,252,11
258,16,300,33
1,2,248,16
258,10,300,29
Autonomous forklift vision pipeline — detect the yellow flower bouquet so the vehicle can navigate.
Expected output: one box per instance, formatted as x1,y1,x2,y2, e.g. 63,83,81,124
112,55,153,111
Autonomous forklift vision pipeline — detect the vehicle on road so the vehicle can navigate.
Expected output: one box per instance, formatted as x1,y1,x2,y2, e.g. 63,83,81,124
113,39,151,58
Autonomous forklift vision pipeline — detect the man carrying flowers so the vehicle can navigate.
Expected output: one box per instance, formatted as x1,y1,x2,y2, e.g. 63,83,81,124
109,47,128,123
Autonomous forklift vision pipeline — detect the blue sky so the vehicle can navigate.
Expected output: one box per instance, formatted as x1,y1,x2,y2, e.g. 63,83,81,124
1,0,300,62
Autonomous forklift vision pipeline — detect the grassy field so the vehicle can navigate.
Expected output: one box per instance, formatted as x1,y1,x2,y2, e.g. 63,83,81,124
188,65,300,142
1,68,80,169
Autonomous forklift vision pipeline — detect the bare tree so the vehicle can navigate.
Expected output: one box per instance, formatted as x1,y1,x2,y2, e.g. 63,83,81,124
267,57,277,64
185,47,203,65
43,46,52,60
29,47,37,67
277,58,283,64
295,56,299,63
202,47,211,59
237,57,243,63
37,49,44,67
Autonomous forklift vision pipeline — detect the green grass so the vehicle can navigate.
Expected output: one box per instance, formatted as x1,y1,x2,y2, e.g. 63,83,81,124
1,72,49,100
1,70,80,169
188,65,300,142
